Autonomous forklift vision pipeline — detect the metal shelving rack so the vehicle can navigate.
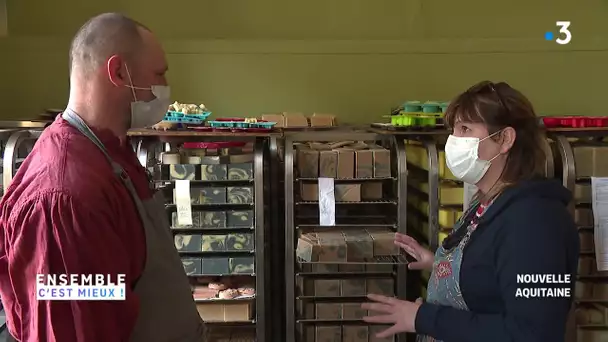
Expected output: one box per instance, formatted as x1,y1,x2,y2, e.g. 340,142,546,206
549,128,608,342
283,130,410,342
130,129,278,342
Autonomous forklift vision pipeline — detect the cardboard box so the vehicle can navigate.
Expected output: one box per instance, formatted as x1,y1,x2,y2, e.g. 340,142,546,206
227,163,253,180
315,303,342,319
315,326,341,342
223,302,253,321
355,150,374,178
174,234,203,252
227,187,253,204
319,150,338,178
297,146,319,178
335,184,361,202
201,164,228,181
343,327,368,342
362,182,383,200
196,303,224,321
367,144,391,178
335,148,355,179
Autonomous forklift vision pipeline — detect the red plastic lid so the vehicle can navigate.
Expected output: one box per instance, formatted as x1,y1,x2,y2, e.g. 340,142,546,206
182,141,247,149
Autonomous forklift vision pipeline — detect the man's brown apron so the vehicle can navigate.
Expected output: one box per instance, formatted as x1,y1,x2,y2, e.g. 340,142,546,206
8,110,206,341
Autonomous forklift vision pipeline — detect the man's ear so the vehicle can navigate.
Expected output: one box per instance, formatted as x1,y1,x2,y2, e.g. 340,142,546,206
107,55,127,87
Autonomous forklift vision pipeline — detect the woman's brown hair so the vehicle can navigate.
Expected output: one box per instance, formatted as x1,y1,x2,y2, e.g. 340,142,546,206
444,81,546,184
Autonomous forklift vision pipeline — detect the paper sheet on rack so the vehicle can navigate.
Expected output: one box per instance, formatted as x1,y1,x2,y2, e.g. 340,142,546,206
591,177,608,271
318,177,335,226
175,180,193,226
463,183,478,210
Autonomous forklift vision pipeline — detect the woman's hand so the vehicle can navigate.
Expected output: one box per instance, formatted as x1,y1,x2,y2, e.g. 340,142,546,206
395,233,434,270
362,294,423,337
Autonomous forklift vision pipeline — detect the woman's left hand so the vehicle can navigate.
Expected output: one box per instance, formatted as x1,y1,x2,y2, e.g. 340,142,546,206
361,294,423,337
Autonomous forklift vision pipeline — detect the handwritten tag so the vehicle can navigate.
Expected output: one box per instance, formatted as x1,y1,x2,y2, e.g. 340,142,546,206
175,180,193,226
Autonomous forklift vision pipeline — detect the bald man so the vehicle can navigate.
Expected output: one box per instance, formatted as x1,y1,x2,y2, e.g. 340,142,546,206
0,13,206,342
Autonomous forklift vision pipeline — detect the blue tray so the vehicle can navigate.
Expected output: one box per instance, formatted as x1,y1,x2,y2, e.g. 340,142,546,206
164,111,211,124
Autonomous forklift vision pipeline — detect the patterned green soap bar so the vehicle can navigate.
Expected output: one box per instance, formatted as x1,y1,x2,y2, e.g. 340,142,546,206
200,211,227,228
201,258,230,275
227,163,253,180
225,234,254,251
227,187,253,204
174,234,203,252
181,258,202,275
201,235,227,251
226,210,254,227
170,164,198,180
229,257,255,274
200,164,228,181
200,187,227,204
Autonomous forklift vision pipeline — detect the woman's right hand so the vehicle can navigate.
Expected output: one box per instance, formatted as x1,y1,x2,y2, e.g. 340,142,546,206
395,233,434,270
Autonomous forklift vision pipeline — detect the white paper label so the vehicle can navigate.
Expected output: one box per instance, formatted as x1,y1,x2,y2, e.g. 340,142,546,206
175,180,193,226
318,177,335,226
591,177,608,271
463,183,478,210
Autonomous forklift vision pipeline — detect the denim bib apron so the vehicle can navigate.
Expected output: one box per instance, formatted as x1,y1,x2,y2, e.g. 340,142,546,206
417,200,489,342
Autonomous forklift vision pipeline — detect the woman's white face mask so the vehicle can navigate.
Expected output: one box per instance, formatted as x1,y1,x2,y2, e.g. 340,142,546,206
444,130,502,184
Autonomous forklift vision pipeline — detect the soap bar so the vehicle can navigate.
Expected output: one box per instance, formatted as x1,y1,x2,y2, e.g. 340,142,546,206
200,187,227,204
227,187,254,204
228,163,253,180
174,234,203,252
200,164,227,181
201,235,227,251
225,234,254,251
200,211,226,228
181,258,202,275
170,164,198,180
201,258,230,275
229,257,255,274
226,210,254,227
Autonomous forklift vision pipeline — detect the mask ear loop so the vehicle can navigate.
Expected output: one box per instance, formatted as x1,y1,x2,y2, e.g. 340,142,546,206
124,64,138,101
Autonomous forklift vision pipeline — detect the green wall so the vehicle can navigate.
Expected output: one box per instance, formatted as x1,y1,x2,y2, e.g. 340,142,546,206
0,0,607,123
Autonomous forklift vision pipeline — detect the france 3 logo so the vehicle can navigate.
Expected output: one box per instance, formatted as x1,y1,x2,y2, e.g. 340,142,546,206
544,21,572,45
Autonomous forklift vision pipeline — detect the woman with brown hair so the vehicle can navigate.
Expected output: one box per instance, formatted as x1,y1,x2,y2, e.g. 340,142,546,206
362,81,578,341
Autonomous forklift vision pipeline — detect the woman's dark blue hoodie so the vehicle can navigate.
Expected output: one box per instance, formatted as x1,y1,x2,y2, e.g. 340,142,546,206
415,178,579,342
